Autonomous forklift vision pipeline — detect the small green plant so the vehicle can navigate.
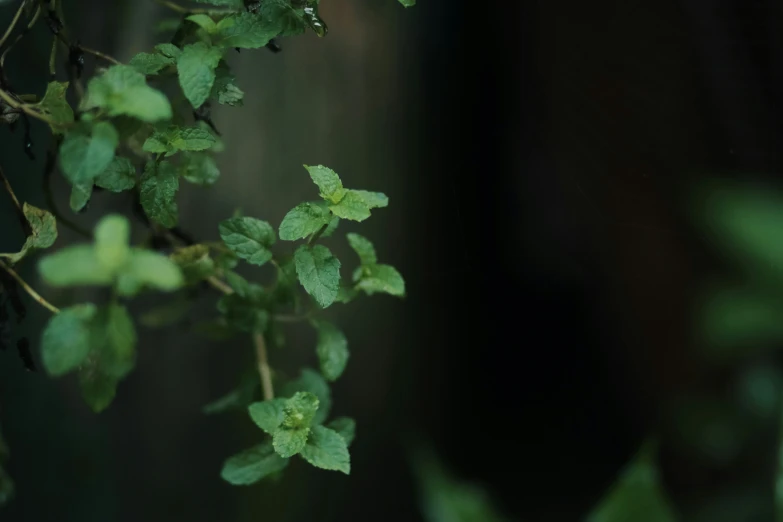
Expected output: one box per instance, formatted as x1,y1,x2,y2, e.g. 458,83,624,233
0,0,411,499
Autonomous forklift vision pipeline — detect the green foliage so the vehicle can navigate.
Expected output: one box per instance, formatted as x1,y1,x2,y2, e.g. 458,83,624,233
2,203,57,263
219,217,276,267
140,160,179,228
313,320,349,381
221,442,289,485
81,65,172,122
35,82,74,134
0,0,415,503
59,121,119,185
586,443,677,522
300,425,350,474
294,244,341,308
413,445,510,522
177,42,223,108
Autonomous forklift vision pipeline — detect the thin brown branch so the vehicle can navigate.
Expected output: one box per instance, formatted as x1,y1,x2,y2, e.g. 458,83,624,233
0,164,28,235
78,45,121,65
0,0,27,50
0,89,58,127
207,275,233,295
253,332,274,401
0,4,41,67
0,260,59,314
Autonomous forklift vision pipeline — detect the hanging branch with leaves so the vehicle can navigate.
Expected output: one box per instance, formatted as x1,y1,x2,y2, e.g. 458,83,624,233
0,0,413,500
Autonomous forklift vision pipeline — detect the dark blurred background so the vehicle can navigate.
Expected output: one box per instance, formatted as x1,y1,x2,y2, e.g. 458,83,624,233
3,0,783,521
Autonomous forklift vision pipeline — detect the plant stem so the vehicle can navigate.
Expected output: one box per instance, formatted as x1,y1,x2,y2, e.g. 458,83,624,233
48,37,57,77
308,223,328,245
207,275,233,295
0,0,27,50
0,4,41,67
0,260,59,314
0,89,58,127
78,45,121,65
253,332,274,400
0,164,29,236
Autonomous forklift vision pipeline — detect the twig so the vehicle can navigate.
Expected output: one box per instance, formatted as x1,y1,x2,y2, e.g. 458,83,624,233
0,0,27,50
0,89,58,126
48,37,57,78
0,4,41,67
253,332,274,400
0,260,59,314
207,275,233,295
78,45,121,65
0,164,28,235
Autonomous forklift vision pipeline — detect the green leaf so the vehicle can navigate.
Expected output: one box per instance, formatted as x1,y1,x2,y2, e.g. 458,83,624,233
329,189,388,222
272,393,320,459
35,81,73,134
326,417,356,447
69,182,92,212
215,11,279,49
211,62,244,106
413,446,509,522
77,303,138,412
181,152,220,185
41,304,97,376
399,0,416,7
346,233,377,266
91,303,137,379
279,202,332,241
143,126,217,156
356,264,405,297
280,368,331,425
304,164,346,204
154,43,181,59
186,13,217,33
259,0,307,37
328,190,372,221
202,372,257,414
223,271,266,301
221,443,289,485
117,249,184,296
294,244,341,308
313,320,349,382
78,369,118,413
352,189,388,209
219,217,276,267
5,203,59,263
700,286,783,355
280,391,319,430
39,245,114,287
94,157,136,192
81,65,172,122
170,244,214,285
177,42,223,108
273,428,309,459
140,160,179,228
322,215,340,238
94,214,131,273
300,425,350,474
248,398,286,434
59,121,119,185
586,442,677,522
128,52,175,75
